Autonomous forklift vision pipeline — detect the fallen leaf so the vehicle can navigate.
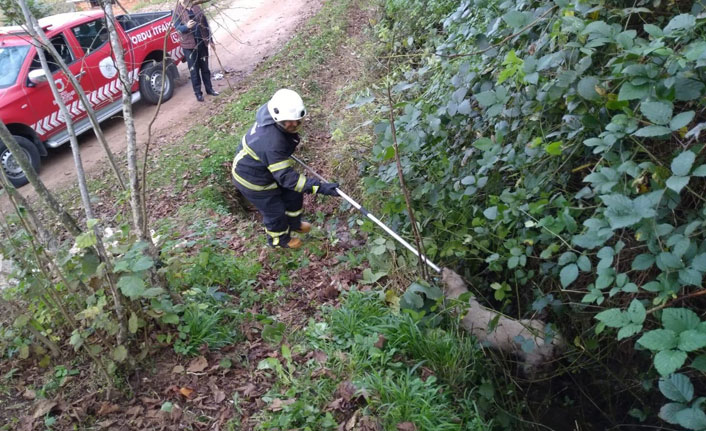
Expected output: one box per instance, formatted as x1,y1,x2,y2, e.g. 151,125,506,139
22,389,36,400
397,422,416,431
32,400,57,419
97,402,120,416
328,397,344,410
268,398,296,412
97,419,117,427
374,334,386,349
187,356,208,373
179,387,195,398
345,410,358,430
237,383,257,397
312,350,328,364
125,405,143,418
336,381,357,401
172,365,185,374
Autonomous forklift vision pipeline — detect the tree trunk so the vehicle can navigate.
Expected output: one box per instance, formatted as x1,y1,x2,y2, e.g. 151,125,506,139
102,1,146,240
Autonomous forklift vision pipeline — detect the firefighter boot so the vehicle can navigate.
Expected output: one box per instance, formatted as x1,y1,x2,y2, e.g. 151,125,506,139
284,237,303,249
296,221,312,234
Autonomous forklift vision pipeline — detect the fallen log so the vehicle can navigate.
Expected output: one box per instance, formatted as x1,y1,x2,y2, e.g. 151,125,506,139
441,268,564,377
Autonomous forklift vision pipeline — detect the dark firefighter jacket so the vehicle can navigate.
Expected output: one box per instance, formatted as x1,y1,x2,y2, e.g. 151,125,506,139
231,104,323,194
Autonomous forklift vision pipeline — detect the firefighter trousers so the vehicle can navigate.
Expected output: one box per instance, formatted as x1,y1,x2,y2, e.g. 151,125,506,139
234,180,303,247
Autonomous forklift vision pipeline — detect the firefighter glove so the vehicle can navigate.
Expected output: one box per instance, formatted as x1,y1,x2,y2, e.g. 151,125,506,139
319,182,340,196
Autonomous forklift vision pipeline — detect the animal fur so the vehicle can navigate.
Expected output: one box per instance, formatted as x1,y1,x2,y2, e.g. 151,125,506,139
441,268,563,376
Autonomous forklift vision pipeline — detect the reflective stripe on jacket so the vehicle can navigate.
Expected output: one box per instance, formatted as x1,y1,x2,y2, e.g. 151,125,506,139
232,103,323,193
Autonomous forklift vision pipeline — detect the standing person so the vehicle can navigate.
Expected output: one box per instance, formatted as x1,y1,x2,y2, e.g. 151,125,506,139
173,0,219,102
231,89,340,249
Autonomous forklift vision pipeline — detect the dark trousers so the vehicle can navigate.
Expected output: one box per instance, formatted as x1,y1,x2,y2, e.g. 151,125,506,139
234,181,304,247
183,42,213,97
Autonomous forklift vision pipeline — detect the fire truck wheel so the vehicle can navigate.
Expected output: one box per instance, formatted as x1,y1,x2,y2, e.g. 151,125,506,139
139,61,174,105
0,136,40,188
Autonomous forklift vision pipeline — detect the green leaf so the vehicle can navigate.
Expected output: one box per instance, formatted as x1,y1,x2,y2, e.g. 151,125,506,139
670,112,695,131
560,264,578,288
662,308,700,333
659,374,694,403
692,165,706,177
595,308,629,328
117,275,146,299
637,329,678,350
691,355,706,372
643,24,663,38
641,101,673,125
617,323,643,340
142,287,165,298
664,14,696,35
475,91,496,107
675,78,705,101
75,231,97,249
161,401,174,412
671,151,696,176
632,253,655,270
483,206,498,220
666,176,690,193
654,350,687,376
692,253,706,272
678,330,706,352
577,76,600,101
128,312,138,334
660,402,687,425
545,141,563,156
162,313,179,325
86,218,99,229
618,82,649,101
132,256,154,272
676,408,706,430
577,255,591,272
634,125,672,137
627,299,646,324
657,252,684,270
13,314,30,328
112,345,128,363
679,268,702,286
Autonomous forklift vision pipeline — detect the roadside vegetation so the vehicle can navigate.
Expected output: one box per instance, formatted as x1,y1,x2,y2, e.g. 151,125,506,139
2,0,706,430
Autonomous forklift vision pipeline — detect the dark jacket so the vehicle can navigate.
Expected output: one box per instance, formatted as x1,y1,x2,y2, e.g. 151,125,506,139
173,3,211,50
232,104,323,194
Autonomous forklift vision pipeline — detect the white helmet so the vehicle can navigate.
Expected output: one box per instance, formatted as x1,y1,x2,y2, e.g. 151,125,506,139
267,89,306,122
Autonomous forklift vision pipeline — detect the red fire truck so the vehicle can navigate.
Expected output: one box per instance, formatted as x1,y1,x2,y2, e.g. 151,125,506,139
0,10,184,186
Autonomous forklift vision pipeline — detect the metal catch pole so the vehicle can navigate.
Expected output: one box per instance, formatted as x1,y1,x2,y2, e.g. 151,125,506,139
292,155,441,274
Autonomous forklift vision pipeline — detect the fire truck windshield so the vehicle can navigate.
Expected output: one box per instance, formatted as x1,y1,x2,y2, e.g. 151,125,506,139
0,45,30,88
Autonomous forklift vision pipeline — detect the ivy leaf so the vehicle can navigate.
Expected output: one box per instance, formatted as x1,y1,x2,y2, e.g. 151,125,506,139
670,111,695,131
577,76,600,101
678,330,706,352
632,253,655,270
671,151,696,176
637,329,678,350
634,125,671,137
560,264,578,288
654,349,687,376
676,408,706,430
662,308,700,333
659,374,694,403
641,101,673,125
666,176,690,193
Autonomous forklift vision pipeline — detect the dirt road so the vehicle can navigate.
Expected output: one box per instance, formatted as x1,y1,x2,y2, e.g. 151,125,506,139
26,0,322,193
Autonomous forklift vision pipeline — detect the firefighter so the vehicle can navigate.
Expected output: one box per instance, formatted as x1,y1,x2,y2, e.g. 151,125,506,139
231,89,340,249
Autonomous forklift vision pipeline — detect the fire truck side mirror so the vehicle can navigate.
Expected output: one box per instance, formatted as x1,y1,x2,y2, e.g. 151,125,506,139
28,69,48,86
